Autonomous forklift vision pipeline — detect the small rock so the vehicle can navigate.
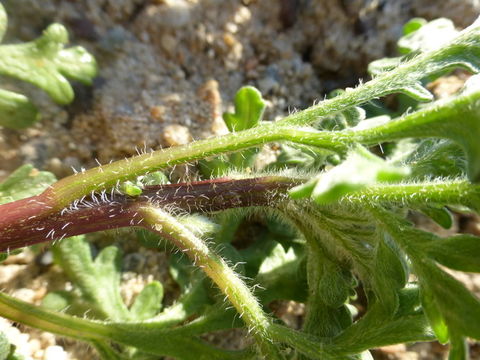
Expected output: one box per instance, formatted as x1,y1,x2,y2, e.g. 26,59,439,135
36,250,54,267
28,338,41,354
43,345,67,360
160,33,177,55
162,124,192,147
233,6,252,24
39,332,56,347
13,288,37,303
100,26,130,52
223,33,237,48
150,105,166,121
0,264,27,284
147,0,191,29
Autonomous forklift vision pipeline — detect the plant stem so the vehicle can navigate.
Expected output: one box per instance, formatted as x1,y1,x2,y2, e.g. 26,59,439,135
0,176,297,251
0,292,246,359
44,124,350,210
344,181,480,210
140,205,285,359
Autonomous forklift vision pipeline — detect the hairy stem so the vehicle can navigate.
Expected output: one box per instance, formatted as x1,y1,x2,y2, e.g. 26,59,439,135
140,205,285,359
0,176,297,251
344,181,480,210
0,292,247,359
41,125,350,210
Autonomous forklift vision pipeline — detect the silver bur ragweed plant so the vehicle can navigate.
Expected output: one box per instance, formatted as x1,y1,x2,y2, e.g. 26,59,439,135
1,8,480,359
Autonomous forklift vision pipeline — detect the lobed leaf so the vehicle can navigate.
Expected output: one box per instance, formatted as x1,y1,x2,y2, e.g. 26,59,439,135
0,4,97,128
0,164,55,205
281,15,480,127
223,86,265,132
0,23,97,105
51,236,131,321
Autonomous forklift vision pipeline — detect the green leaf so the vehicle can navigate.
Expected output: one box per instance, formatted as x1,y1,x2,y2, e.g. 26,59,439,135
318,89,366,131
130,281,164,320
255,242,307,303
368,57,402,77
266,143,329,171
354,85,480,181
449,333,468,360
169,252,202,291
198,155,233,178
223,86,265,132
289,146,409,204
318,262,353,308
402,18,428,36
394,139,466,180
420,283,450,344
41,290,74,312
423,234,480,272
51,236,131,321
370,234,408,314
0,331,10,360
119,181,143,196
0,89,39,129
419,205,453,229
330,304,433,355
239,239,278,278
0,164,56,204
41,290,92,317
0,23,97,105
398,18,458,54
395,285,422,317
426,265,480,339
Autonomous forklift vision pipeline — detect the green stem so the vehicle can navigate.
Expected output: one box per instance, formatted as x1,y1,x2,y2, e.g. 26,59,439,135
140,205,285,359
0,291,246,359
278,22,480,127
0,291,109,341
48,124,350,210
344,181,480,210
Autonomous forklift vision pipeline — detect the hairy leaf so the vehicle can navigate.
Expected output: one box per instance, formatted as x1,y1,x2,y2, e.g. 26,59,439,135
290,146,409,204
422,234,480,273
255,241,307,303
130,281,164,320
0,4,96,128
0,164,55,205
51,236,131,321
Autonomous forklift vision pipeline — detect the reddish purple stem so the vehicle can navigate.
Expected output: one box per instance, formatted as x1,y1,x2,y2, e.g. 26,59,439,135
0,177,298,252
